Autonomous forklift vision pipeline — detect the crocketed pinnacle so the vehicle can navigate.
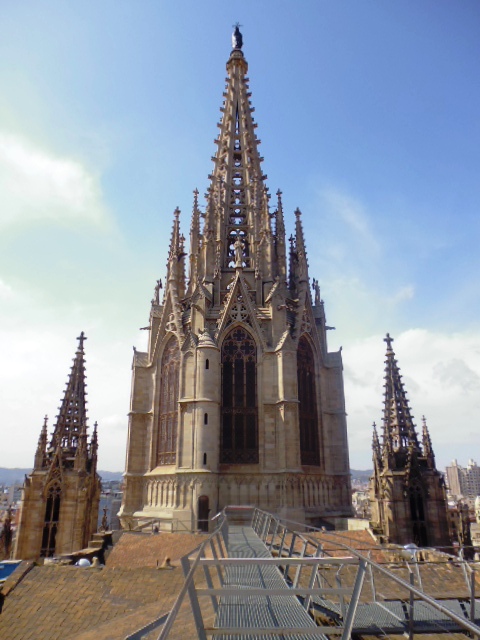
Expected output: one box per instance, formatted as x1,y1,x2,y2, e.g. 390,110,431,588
422,415,436,468
34,415,48,469
381,333,421,457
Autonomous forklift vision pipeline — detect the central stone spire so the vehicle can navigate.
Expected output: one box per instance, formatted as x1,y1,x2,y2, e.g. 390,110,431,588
201,27,272,287
120,29,353,532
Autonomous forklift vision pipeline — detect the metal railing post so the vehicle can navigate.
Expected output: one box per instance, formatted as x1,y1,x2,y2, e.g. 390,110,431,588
303,545,323,611
408,568,415,640
269,517,280,552
340,558,366,640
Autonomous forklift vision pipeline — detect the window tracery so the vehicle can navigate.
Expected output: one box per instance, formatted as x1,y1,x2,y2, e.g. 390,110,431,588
297,336,320,466
221,327,258,464
156,337,180,465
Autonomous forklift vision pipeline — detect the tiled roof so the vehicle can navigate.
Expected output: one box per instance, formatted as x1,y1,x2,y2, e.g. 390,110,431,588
0,564,189,640
106,531,207,568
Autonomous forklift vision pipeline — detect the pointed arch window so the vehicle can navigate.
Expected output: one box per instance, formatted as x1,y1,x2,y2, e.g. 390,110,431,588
156,336,180,465
41,483,61,557
297,336,320,466
409,483,428,546
221,327,258,464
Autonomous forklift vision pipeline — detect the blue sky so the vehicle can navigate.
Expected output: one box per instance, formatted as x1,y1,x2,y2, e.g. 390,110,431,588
1,1,479,472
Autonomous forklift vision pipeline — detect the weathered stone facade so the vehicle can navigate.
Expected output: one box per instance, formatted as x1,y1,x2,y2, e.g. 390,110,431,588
14,334,101,559
119,28,352,532
369,335,450,547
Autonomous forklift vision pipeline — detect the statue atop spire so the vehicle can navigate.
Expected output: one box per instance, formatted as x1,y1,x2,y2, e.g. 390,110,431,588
232,23,243,50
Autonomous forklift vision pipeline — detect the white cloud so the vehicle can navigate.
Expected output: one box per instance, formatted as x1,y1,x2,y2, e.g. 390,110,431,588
0,132,111,230
343,328,480,470
0,278,13,299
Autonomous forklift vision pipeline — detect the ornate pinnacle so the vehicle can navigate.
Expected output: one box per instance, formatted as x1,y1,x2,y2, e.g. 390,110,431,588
34,415,49,469
422,415,436,468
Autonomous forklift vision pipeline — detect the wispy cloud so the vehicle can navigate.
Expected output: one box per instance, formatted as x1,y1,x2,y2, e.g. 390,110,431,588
0,132,112,230
320,187,380,254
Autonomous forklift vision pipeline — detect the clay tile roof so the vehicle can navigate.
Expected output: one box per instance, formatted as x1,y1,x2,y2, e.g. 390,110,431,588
106,531,207,569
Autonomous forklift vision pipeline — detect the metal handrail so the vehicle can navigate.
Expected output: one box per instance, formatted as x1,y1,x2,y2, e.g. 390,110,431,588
126,506,480,639
251,507,480,637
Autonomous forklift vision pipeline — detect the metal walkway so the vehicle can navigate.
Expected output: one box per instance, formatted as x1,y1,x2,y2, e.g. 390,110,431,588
214,525,325,639
125,506,480,640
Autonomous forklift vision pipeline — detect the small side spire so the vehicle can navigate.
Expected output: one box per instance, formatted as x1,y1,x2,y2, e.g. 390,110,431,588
51,333,89,454
372,421,383,472
188,189,202,292
422,415,436,468
295,208,309,282
274,189,287,281
381,333,421,462
166,207,187,295
34,415,48,469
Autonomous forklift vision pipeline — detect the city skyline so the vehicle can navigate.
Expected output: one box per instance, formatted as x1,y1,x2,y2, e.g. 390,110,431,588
1,1,479,471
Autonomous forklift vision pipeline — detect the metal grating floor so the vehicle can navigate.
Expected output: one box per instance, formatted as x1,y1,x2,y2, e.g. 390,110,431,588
213,525,325,640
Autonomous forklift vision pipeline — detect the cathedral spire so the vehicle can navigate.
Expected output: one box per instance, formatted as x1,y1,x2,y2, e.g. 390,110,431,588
381,334,421,459
201,26,270,280
50,333,89,454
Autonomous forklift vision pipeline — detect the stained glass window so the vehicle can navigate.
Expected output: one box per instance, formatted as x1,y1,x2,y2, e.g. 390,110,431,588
156,337,180,465
221,327,258,463
297,336,320,466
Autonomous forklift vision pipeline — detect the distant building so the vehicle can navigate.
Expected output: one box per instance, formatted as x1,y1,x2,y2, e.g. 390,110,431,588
369,334,450,548
14,334,101,560
446,459,480,499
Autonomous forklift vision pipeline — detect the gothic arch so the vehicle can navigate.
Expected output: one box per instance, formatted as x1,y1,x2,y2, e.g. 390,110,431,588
297,335,320,466
156,335,180,465
220,325,258,464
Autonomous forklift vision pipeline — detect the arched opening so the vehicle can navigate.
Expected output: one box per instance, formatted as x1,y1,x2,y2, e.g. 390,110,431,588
205,359,209,370
220,326,258,464
409,484,428,546
41,483,61,557
297,336,320,466
204,413,208,425
156,336,180,465
198,495,209,532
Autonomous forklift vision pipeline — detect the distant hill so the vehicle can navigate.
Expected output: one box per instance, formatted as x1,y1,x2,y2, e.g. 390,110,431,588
0,468,123,485
350,469,373,482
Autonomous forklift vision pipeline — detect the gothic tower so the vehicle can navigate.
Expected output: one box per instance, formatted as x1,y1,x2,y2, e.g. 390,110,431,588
369,334,450,547
119,27,352,532
14,333,101,559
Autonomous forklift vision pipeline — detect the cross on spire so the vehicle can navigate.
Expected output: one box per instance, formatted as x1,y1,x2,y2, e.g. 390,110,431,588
384,333,394,351
77,331,87,351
